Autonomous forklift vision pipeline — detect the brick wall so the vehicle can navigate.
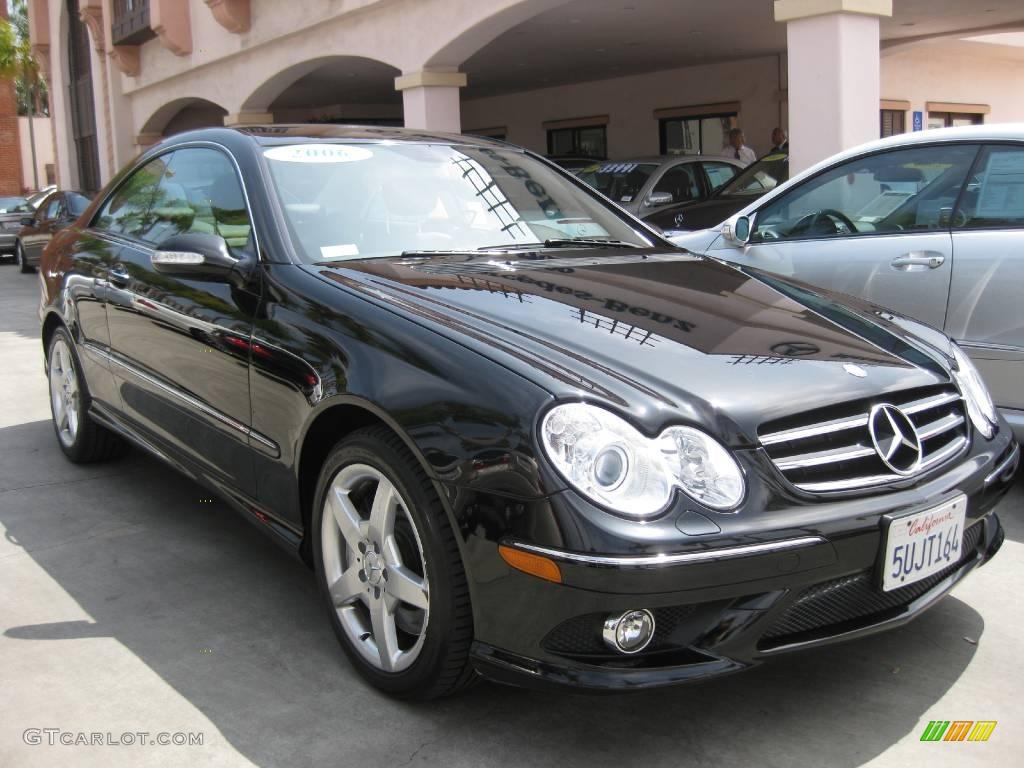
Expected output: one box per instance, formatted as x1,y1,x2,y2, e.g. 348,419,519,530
0,4,25,196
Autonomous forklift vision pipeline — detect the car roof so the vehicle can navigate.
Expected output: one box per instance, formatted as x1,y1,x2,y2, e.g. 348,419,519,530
158,124,515,149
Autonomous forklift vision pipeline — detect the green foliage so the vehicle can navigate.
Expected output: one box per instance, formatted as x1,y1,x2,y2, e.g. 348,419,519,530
0,0,48,116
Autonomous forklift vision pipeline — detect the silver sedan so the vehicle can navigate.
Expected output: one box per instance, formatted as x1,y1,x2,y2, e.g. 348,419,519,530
670,125,1024,441
574,155,743,217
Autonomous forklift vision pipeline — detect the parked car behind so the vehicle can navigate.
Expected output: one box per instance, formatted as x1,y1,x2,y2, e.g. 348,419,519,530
574,155,742,217
38,125,1017,699
1,196,34,262
669,125,1024,441
15,190,93,273
645,149,789,234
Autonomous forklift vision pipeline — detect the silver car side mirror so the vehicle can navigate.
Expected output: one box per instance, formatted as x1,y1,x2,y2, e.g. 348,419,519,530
723,214,754,245
644,191,674,208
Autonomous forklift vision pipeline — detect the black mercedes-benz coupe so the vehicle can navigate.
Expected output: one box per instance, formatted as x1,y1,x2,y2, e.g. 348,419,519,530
38,126,1018,698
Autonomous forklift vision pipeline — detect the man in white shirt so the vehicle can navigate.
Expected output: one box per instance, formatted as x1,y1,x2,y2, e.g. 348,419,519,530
723,128,756,167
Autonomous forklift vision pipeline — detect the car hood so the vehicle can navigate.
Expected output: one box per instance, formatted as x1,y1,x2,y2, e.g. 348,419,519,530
309,250,952,446
644,195,756,232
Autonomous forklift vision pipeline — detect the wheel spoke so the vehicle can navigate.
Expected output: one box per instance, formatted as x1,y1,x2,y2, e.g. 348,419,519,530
66,405,78,437
59,345,71,377
327,487,365,551
387,565,428,611
368,478,397,545
328,565,364,607
370,596,400,672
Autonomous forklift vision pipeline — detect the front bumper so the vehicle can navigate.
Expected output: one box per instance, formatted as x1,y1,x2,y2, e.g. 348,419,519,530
464,434,1017,692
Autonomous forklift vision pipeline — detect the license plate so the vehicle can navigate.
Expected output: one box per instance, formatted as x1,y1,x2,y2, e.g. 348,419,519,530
882,495,966,592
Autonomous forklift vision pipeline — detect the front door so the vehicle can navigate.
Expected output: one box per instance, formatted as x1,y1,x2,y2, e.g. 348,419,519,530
725,143,979,330
946,143,1024,419
97,146,260,493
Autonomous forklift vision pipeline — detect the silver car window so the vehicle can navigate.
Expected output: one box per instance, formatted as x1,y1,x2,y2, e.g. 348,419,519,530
752,145,978,242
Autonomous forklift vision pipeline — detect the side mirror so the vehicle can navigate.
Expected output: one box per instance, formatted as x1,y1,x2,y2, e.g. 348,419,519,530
20,216,35,227
151,233,253,286
723,214,754,245
644,191,674,208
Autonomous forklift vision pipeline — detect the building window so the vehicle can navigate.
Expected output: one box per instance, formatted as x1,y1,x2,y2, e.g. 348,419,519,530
926,102,988,129
659,113,737,156
928,112,984,129
546,125,607,159
880,109,906,138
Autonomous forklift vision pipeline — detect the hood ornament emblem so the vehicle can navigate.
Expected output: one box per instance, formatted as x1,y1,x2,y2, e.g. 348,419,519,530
843,363,867,378
868,404,922,475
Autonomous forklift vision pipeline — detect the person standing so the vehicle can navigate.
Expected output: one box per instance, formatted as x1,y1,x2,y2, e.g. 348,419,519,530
723,128,756,166
770,127,788,153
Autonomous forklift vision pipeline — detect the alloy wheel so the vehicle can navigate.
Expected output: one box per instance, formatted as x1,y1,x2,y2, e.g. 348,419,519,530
320,463,430,673
49,337,80,448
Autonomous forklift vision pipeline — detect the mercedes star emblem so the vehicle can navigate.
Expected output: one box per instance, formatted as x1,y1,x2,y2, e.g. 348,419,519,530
770,341,820,357
868,404,922,475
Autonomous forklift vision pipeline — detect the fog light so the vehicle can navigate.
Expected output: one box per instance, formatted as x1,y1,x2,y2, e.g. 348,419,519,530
602,609,655,654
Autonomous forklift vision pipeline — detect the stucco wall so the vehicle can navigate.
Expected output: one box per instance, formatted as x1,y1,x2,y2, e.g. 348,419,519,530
18,116,54,192
460,55,785,159
881,41,1024,124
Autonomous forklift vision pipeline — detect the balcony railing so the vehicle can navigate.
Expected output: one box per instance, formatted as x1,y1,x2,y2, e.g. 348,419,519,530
111,0,156,46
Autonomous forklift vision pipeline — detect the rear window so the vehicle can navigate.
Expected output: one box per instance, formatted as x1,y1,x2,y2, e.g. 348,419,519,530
575,162,658,204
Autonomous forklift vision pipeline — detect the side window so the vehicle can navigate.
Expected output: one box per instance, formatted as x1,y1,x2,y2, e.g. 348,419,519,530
44,196,63,220
702,162,738,191
145,148,253,249
66,192,92,217
93,157,169,238
954,145,1024,230
652,164,701,204
752,145,978,242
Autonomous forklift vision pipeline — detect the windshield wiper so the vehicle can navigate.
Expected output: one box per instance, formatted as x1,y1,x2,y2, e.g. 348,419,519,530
476,238,642,251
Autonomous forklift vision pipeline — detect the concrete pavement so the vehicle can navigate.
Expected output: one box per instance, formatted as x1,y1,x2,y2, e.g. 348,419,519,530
1,261,1022,768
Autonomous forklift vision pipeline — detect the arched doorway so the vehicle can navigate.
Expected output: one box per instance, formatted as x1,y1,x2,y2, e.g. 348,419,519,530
241,56,402,126
140,98,229,138
65,0,100,192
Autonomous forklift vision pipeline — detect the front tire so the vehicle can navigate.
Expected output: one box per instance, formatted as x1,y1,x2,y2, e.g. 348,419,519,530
16,240,33,273
312,426,475,699
47,327,124,463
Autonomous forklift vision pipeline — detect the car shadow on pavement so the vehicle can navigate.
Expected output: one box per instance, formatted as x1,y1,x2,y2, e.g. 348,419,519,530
0,419,992,768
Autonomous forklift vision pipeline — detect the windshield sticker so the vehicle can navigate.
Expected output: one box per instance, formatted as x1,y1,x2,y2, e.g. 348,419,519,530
320,244,360,259
264,145,373,164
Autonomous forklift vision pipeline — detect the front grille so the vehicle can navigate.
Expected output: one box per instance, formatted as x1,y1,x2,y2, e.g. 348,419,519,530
759,385,968,493
543,605,697,658
759,521,983,648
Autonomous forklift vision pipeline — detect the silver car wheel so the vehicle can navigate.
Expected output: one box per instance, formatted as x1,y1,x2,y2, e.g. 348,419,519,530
321,463,430,673
49,337,80,448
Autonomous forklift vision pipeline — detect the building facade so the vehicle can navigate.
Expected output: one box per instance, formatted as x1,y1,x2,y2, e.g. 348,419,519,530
24,0,1024,193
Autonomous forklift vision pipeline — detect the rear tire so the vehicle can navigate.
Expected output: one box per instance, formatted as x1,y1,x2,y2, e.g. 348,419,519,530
46,327,125,463
312,425,476,699
16,240,33,273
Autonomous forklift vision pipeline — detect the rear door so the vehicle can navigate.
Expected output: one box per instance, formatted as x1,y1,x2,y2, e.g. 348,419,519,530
103,146,261,494
946,142,1024,420
726,143,979,330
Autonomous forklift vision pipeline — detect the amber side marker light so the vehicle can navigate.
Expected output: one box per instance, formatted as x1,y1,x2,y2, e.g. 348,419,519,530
498,545,562,583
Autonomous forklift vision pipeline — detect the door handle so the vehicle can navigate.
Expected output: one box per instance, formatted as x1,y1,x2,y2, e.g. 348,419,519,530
108,265,130,287
890,252,946,271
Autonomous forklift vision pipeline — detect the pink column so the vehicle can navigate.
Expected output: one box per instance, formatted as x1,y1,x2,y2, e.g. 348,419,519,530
395,71,467,133
776,0,892,174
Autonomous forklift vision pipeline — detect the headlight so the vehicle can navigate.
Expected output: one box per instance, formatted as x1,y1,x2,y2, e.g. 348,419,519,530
951,345,998,439
540,403,745,517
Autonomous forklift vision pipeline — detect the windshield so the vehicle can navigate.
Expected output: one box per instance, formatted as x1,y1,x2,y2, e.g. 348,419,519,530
262,143,654,262
718,153,789,196
574,162,658,204
66,192,92,217
0,197,31,214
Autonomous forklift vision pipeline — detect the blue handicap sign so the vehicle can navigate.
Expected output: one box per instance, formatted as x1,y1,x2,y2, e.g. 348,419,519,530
912,111,923,131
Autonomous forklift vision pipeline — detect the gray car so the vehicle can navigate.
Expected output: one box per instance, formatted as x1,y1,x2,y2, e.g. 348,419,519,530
670,125,1024,441
0,196,33,260
574,155,743,217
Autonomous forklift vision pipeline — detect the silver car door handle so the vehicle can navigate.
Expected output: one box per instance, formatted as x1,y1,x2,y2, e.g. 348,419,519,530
890,252,946,271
